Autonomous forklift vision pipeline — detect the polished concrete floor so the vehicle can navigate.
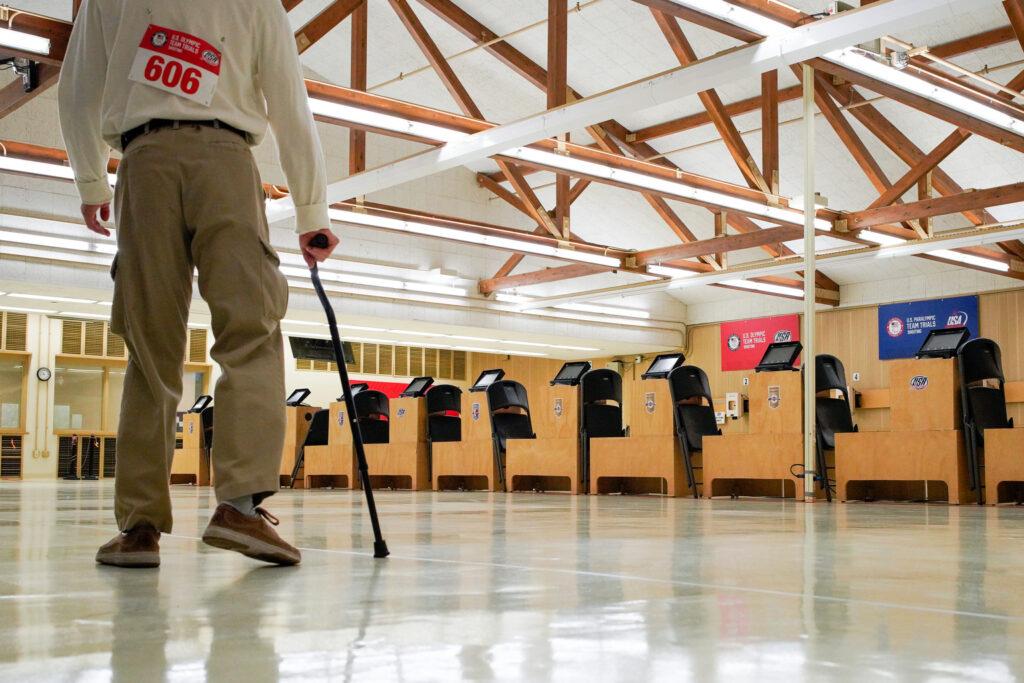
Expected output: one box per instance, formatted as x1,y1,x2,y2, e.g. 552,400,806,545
1,482,1022,682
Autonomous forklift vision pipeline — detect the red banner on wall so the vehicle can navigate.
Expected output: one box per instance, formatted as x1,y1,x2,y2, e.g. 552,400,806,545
354,381,408,399
720,314,800,371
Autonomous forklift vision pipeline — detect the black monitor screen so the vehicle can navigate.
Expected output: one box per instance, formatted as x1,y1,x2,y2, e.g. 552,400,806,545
188,395,213,413
289,336,355,365
642,353,685,379
401,376,435,397
551,361,592,386
755,342,803,371
917,327,969,358
286,388,311,406
470,369,505,392
345,383,369,400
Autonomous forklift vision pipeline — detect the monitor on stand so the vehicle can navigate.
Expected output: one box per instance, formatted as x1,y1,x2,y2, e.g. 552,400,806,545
915,327,970,359
550,361,593,386
187,394,213,413
400,376,435,398
285,388,311,407
754,342,803,372
641,353,685,380
469,369,506,392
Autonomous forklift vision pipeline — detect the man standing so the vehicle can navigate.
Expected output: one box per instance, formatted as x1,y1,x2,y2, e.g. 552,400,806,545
58,0,339,567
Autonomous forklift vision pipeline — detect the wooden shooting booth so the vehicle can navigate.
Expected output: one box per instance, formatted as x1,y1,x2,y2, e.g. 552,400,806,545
504,361,590,494
305,379,432,491
985,426,1024,504
835,328,977,504
702,342,807,500
170,395,213,486
589,353,694,496
433,369,504,492
279,388,321,488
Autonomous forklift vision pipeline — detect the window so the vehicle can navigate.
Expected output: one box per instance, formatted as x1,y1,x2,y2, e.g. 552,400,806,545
0,356,26,430
177,370,208,413
104,368,126,431
53,363,104,431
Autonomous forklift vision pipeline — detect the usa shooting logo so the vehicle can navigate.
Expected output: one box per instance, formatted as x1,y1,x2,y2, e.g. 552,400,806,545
886,317,905,338
910,375,929,391
471,402,481,421
554,398,563,418
644,392,656,414
947,310,969,327
397,408,407,418
337,411,345,428
773,329,792,343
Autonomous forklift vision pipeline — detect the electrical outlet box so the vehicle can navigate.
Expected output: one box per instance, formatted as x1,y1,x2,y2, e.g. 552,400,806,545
724,392,745,419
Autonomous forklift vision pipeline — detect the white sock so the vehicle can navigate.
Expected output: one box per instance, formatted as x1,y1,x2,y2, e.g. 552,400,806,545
224,495,258,517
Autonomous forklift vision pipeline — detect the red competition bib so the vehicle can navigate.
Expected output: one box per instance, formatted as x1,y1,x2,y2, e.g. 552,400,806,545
128,25,222,106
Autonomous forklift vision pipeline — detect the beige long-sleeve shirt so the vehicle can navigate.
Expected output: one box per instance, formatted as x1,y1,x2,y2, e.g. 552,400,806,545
58,0,329,234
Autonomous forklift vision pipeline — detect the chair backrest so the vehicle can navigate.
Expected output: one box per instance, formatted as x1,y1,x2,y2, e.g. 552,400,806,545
426,384,462,443
958,338,1011,432
487,380,534,448
581,369,623,438
815,354,856,449
426,384,462,414
669,365,714,408
304,409,330,447
353,390,389,420
668,365,719,451
200,406,214,448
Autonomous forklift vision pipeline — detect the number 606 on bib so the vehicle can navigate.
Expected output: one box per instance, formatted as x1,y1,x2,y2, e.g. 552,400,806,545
129,25,222,107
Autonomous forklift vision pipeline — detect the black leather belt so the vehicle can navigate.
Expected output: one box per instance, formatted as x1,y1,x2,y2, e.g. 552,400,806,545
120,119,249,151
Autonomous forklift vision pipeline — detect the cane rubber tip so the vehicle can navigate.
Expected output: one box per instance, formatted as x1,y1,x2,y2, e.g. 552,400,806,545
373,541,390,559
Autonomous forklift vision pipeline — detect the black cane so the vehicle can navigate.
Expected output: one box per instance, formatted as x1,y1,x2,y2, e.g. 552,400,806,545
308,233,389,559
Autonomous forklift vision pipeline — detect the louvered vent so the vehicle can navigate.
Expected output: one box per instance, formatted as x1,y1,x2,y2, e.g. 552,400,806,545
425,348,440,377
83,321,105,356
347,342,362,370
410,347,424,376
439,349,453,379
363,344,378,374
453,351,467,380
1,435,22,478
2,312,28,351
106,330,126,358
378,344,393,376
188,328,208,363
394,346,409,376
62,320,83,355
58,436,78,479
296,359,313,371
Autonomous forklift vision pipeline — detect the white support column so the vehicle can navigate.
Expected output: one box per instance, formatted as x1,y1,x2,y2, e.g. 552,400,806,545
802,64,817,503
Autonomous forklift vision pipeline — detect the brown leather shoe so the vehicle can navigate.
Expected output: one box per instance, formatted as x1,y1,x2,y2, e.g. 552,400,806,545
202,504,301,566
96,525,160,568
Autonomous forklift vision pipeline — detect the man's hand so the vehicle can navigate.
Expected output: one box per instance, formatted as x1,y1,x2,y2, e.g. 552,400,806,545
82,203,112,236
299,228,339,267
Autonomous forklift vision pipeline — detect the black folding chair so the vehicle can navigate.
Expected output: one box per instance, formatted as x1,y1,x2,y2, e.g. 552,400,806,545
426,385,462,480
486,380,536,490
580,369,625,492
353,390,391,445
668,365,721,498
814,354,858,502
958,338,1013,502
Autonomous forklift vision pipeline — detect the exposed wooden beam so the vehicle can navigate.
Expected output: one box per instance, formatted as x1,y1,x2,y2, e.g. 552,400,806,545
0,63,60,120
1005,0,1024,51
849,182,1024,229
868,128,970,210
635,225,804,265
495,160,562,238
651,9,769,193
388,0,483,119
548,0,570,239
810,58,1024,154
349,1,368,176
283,0,306,10
762,70,779,195
295,0,364,54
931,25,1016,58
631,0,762,42
480,263,608,294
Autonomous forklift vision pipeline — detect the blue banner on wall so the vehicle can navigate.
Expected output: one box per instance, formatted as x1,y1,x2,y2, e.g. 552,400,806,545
878,295,979,359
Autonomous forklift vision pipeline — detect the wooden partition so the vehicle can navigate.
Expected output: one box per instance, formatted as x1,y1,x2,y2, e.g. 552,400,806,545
985,428,1024,504
432,390,500,491
702,371,806,499
836,358,975,504
589,376,691,496
505,383,582,493
170,412,210,485
280,405,320,488
304,398,430,491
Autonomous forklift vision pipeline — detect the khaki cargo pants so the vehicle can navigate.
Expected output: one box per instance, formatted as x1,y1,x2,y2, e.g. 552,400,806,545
110,125,289,533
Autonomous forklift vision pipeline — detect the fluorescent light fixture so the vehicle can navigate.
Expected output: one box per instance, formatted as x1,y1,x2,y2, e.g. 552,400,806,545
721,279,805,298
329,208,621,268
1,305,56,314
859,230,907,246
7,293,97,304
450,345,547,357
505,147,832,230
390,329,445,337
309,98,468,143
0,229,117,255
646,265,701,279
96,301,113,307
58,311,109,320
0,156,118,186
280,264,468,297
494,292,649,319
926,249,1010,272
281,319,325,326
0,27,51,55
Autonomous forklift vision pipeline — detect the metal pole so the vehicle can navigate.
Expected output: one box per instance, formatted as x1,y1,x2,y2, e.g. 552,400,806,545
802,64,817,503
